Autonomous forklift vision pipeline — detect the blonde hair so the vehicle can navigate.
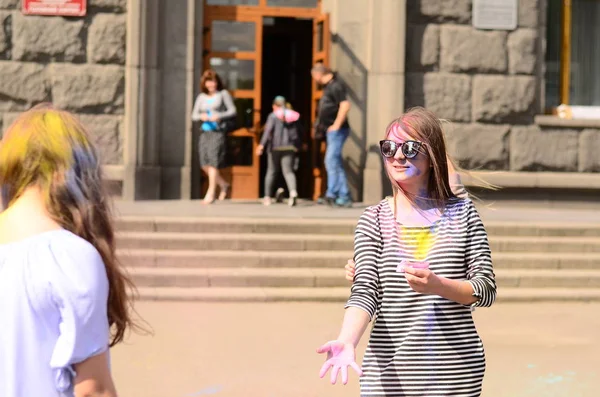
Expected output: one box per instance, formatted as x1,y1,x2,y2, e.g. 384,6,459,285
0,103,137,346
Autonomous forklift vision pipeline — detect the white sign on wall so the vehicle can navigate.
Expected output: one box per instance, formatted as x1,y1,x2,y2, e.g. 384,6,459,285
473,0,518,30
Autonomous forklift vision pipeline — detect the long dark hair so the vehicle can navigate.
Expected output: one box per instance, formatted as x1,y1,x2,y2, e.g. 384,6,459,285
200,69,225,94
0,103,137,346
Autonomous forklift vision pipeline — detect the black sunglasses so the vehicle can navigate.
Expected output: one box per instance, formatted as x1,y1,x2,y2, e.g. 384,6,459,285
379,140,423,159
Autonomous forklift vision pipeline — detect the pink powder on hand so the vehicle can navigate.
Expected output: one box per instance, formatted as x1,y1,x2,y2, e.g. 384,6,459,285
397,260,430,273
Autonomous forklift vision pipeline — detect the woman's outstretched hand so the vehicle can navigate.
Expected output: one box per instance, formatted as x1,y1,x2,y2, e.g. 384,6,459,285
345,259,355,281
317,340,363,385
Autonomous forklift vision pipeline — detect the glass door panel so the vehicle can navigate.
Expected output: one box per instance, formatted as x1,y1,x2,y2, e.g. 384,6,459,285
207,0,258,5
203,12,262,199
209,58,256,90
211,21,256,52
267,0,318,7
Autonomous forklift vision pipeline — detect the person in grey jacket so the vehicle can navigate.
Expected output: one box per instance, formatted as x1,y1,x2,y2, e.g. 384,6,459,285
191,69,237,204
256,96,303,207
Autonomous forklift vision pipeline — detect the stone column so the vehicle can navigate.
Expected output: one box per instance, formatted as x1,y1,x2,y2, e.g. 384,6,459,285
324,0,406,204
364,0,406,203
123,0,162,200
183,0,204,199
154,0,196,199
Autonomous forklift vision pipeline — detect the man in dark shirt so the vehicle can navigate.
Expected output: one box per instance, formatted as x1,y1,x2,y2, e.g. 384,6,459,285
312,62,352,207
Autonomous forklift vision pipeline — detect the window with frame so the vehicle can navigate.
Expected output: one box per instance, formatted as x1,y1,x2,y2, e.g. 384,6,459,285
545,0,600,111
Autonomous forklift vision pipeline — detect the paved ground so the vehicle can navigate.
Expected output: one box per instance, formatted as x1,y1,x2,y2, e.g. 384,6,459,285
114,199,600,224
111,302,600,397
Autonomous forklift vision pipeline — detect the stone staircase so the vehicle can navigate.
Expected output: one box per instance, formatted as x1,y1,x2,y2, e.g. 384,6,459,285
116,216,600,302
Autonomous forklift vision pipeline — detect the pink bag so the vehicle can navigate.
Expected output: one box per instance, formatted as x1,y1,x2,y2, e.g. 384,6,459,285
274,108,300,123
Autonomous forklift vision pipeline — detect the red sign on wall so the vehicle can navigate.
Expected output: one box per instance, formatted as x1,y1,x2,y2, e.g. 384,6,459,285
23,0,87,17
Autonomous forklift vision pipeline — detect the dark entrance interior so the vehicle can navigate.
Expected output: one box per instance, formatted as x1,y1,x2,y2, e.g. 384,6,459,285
259,17,313,199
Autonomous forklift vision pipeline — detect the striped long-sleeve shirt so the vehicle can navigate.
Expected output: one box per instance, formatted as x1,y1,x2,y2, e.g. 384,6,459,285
345,198,496,396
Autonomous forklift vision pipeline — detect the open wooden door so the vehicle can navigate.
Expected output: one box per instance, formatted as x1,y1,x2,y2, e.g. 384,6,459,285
310,12,330,201
202,7,262,199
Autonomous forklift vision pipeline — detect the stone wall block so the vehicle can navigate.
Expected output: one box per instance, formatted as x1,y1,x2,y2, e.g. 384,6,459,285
78,114,123,164
0,0,17,9
50,64,124,113
0,61,48,110
406,24,439,71
440,25,507,73
88,13,126,64
445,123,510,169
519,0,540,28
0,11,9,56
510,126,579,171
12,13,85,62
89,0,126,12
508,29,538,75
473,75,536,124
2,111,21,135
579,129,600,172
407,0,471,23
406,72,471,122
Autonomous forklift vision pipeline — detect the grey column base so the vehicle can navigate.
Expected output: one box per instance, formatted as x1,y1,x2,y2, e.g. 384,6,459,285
179,166,192,200
362,153,393,204
363,167,388,204
122,165,162,200
158,166,191,200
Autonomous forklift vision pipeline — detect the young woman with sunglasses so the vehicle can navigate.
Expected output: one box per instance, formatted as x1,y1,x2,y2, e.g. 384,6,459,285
317,107,497,396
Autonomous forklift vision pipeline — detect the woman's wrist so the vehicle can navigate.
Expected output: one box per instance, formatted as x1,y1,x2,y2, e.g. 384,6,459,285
435,276,477,305
336,335,358,348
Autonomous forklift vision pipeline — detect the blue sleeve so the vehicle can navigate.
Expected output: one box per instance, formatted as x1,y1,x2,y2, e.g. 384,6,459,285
48,237,110,390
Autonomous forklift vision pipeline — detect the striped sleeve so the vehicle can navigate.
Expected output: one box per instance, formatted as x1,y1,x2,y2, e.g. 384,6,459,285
345,208,382,320
464,201,497,307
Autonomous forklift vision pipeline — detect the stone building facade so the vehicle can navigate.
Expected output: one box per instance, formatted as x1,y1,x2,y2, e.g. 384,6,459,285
328,0,600,203
0,0,127,186
404,0,600,176
1,0,598,203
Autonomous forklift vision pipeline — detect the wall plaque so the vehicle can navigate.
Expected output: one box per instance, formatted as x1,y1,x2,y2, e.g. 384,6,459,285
23,0,87,17
473,0,518,30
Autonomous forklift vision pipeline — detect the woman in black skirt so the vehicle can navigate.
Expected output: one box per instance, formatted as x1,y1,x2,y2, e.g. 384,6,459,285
192,69,237,204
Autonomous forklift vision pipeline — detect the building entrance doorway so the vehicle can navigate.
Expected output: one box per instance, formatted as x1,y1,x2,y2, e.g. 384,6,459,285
199,1,330,200
259,17,313,199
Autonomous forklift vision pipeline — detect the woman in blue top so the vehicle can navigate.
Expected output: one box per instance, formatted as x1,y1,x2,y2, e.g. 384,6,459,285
192,69,237,204
0,104,138,397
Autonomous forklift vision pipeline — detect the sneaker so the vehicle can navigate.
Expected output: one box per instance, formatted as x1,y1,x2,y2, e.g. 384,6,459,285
334,198,353,208
288,196,297,207
262,197,272,206
275,188,285,203
317,196,336,206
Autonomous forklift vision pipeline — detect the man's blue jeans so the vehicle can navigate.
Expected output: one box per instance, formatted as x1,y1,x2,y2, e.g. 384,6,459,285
325,128,350,201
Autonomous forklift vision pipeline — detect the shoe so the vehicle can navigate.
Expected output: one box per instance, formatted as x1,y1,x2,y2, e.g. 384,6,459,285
334,198,353,208
218,183,230,201
317,196,335,206
202,195,215,205
288,196,297,207
263,197,272,206
275,188,285,203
